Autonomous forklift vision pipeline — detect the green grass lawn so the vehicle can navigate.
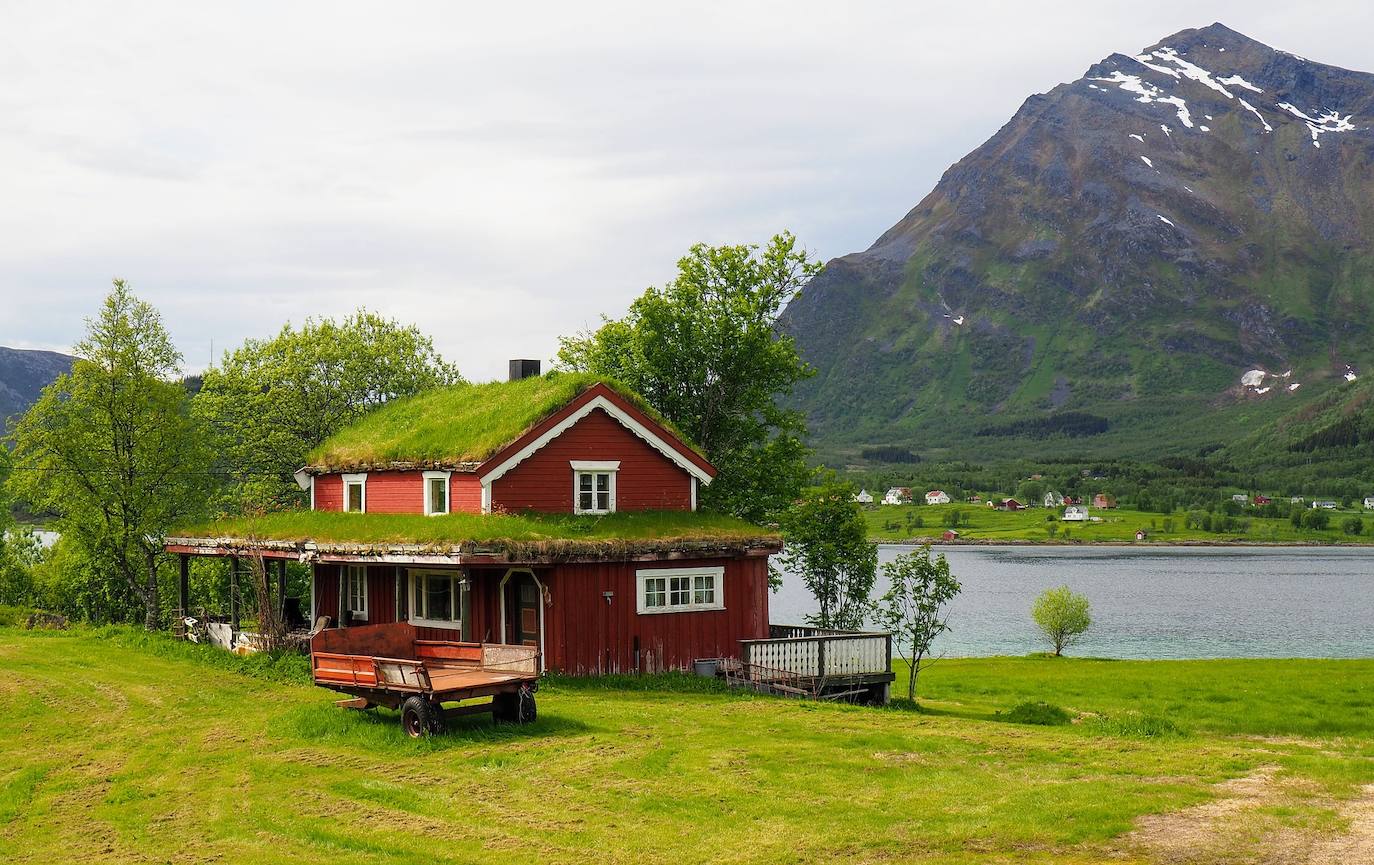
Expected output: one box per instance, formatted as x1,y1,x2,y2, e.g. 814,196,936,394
3,628,1374,863
866,503,1370,544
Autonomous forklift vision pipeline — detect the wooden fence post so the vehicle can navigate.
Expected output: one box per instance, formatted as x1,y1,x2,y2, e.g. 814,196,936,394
178,554,190,618
817,638,827,678
277,559,288,620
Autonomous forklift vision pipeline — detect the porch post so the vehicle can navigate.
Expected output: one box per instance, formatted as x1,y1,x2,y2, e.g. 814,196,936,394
229,555,240,632
337,566,346,627
277,559,288,620
178,554,190,617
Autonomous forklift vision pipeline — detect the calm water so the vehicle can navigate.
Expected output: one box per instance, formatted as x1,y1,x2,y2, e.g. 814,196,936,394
770,545,1374,659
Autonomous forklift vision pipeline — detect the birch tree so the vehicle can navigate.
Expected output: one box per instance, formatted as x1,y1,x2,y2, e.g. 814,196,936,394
876,547,961,702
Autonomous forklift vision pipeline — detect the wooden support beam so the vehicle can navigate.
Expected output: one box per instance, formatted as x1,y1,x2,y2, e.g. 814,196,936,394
337,565,345,629
229,555,240,632
277,559,288,620
178,554,190,617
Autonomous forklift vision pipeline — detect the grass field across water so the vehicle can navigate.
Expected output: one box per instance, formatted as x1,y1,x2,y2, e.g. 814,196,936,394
3,627,1373,863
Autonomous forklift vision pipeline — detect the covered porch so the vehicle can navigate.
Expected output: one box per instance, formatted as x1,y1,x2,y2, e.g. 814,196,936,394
720,624,895,704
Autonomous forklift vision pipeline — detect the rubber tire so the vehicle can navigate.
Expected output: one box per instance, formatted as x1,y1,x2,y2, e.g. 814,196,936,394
401,695,439,738
516,688,537,724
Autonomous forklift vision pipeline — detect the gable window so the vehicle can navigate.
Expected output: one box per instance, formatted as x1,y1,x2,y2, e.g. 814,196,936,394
424,471,450,516
344,564,368,620
343,473,367,513
409,569,469,636
571,461,618,514
636,566,724,614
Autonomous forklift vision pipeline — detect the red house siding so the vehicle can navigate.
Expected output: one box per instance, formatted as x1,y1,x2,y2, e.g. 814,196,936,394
310,555,770,674
491,408,693,513
314,474,342,511
453,474,483,514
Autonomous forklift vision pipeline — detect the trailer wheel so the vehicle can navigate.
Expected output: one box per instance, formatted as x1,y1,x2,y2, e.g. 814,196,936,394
516,687,537,724
401,696,439,738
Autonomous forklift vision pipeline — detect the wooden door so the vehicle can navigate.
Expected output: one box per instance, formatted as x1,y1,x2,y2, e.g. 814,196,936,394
516,577,539,647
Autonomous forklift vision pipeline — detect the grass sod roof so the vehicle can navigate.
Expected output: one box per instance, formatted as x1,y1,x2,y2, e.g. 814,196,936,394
307,373,696,471
169,509,781,561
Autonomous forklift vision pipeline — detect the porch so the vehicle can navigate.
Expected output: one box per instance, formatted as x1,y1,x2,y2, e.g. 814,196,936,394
721,624,895,704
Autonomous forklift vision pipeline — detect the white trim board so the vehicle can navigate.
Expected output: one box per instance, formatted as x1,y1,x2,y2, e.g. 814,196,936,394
479,395,712,486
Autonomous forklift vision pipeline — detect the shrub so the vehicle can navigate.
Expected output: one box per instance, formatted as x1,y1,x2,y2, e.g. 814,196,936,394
1005,701,1071,726
1032,586,1092,656
1342,516,1364,536
1087,711,1185,738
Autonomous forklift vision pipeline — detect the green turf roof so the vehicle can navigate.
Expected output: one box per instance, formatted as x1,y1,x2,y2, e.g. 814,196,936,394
169,509,780,561
307,373,692,471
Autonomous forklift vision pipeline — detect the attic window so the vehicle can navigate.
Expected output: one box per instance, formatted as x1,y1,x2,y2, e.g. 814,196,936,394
571,460,618,515
424,471,450,516
343,473,367,513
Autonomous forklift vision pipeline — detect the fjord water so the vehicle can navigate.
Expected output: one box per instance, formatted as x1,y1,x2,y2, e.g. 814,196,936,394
771,545,1374,659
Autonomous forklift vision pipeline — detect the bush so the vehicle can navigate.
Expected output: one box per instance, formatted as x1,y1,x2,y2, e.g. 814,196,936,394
1086,711,1185,738
1004,701,1071,726
1342,516,1364,536
0,605,37,627
1303,510,1331,531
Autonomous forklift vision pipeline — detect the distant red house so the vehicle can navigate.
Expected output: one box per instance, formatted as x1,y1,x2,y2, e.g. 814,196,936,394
942,529,960,541
1253,495,1272,506
1092,493,1117,509
996,498,1023,511
167,369,781,674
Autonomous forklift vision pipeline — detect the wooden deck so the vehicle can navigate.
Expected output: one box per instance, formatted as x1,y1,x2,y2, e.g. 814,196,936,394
725,625,895,704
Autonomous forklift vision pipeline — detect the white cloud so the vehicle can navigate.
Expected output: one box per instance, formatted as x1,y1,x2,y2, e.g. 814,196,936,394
2,1,1371,380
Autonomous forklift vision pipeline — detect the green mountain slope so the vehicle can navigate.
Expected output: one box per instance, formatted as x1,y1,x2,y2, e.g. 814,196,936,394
781,23,1374,463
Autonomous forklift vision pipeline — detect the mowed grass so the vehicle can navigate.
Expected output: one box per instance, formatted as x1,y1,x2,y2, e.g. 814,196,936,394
867,503,1370,544
3,630,1374,863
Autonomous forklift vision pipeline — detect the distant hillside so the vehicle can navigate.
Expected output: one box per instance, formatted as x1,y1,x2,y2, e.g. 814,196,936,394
0,347,74,428
781,23,1374,464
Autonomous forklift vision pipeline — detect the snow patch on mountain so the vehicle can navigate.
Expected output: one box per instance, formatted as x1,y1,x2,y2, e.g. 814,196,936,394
1218,74,1263,93
1276,103,1357,148
1091,70,1194,128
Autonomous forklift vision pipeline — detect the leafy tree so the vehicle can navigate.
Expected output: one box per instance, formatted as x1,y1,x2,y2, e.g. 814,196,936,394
8,281,209,628
557,232,821,522
1342,516,1364,536
779,477,877,630
1303,509,1331,531
194,311,461,510
1031,585,1092,656
876,547,961,701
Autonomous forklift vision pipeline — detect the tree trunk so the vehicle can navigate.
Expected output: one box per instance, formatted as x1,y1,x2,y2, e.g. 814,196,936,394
908,645,922,702
144,550,160,631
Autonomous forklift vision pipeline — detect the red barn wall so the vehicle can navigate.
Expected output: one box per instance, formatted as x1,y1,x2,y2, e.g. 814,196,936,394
314,474,342,511
491,408,692,514
543,556,769,674
311,555,771,675
452,474,482,514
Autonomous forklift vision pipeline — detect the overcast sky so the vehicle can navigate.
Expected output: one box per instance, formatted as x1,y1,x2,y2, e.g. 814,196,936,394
4,2,1372,381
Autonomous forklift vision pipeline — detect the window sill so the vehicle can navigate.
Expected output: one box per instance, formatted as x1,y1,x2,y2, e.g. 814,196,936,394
637,604,725,616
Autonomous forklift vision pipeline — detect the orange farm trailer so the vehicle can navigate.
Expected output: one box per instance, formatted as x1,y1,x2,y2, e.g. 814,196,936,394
310,622,540,736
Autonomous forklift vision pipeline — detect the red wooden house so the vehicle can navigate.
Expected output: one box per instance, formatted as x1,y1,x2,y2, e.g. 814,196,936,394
167,369,781,674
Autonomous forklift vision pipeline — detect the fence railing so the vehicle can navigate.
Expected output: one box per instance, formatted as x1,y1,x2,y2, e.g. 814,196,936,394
740,628,892,679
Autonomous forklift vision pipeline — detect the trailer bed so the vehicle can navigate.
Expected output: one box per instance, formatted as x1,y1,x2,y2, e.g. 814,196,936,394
310,622,541,734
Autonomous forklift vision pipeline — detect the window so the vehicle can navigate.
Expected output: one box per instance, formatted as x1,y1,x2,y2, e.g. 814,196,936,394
344,565,368,620
636,566,724,614
424,471,450,516
409,570,469,636
343,473,367,513
571,461,618,514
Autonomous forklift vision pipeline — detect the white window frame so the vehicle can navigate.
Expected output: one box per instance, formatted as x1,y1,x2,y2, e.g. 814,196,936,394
636,566,725,615
571,460,619,515
342,473,367,513
344,564,368,621
423,470,451,516
407,569,468,632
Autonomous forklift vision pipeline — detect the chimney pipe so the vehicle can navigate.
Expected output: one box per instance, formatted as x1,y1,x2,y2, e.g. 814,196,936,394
508,359,541,381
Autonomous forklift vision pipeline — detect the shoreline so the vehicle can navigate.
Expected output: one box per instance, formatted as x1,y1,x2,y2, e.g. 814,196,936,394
883,537,1374,548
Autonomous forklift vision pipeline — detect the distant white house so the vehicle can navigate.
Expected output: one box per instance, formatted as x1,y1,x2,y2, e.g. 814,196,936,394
924,490,951,505
1231,494,1249,504
1364,497,1374,510
1043,491,1064,508
854,488,874,505
1062,505,1089,522
882,487,913,506
1311,500,1339,510
1290,496,1305,505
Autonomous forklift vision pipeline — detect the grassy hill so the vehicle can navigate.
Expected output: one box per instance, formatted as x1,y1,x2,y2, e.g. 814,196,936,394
3,626,1373,862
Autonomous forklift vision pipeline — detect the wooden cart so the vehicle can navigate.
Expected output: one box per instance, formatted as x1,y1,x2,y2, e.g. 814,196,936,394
310,622,540,736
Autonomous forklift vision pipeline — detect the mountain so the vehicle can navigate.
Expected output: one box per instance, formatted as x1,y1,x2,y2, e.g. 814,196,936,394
781,23,1374,462
0,347,74,428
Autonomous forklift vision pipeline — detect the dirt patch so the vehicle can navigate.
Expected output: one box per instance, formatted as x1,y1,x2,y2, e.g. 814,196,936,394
1127,767,1374,864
